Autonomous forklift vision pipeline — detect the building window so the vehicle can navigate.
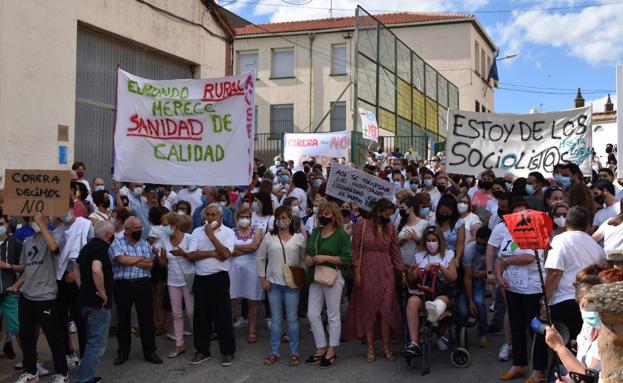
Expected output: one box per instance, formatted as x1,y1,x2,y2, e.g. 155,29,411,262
481,105,487,113
254,105,258,139
480,48,486,78
331,44,347,75
330,101,346,132
475,100,480,112
271,47,294,78
237,50,258,79
474,41,480,74
270,104,294,139
486,55,492,79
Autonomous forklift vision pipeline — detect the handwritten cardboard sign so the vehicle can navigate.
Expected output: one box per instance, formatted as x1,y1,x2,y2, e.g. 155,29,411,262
3,169,71,217
503,209,553,250
326,163,395,211
445,106,592,177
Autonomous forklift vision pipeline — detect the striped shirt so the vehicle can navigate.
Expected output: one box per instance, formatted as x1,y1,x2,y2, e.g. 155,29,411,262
109,235,152,280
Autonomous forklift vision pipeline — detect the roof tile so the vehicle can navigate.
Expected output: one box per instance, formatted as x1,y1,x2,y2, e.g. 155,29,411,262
234,12,473,36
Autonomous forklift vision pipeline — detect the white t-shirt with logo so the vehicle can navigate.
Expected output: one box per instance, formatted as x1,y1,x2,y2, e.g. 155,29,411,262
545,230,606,305
488,222,545,295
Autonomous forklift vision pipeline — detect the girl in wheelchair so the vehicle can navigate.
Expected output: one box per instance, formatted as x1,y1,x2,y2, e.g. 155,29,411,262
404,226,457,355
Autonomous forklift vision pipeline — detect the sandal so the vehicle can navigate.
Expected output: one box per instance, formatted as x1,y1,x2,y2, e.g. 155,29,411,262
288,354,300,367
247,332,257,344
264,353,279,365
366,347,376,363
320,354,337,369
304,353,325,365
382,348,396,362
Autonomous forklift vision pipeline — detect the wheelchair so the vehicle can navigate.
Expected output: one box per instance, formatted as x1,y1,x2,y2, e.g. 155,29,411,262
401,265,471,375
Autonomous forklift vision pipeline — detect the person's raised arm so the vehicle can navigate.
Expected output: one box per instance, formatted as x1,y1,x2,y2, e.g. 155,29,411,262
34,213,58,253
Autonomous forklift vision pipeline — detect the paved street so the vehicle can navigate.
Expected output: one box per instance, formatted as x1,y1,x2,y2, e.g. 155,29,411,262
1,312,511,383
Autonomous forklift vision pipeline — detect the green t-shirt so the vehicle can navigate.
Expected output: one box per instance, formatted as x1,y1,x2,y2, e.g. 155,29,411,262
306,227,352,277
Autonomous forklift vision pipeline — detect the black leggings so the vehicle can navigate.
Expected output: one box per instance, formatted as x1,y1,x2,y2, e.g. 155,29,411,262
505,290,548,371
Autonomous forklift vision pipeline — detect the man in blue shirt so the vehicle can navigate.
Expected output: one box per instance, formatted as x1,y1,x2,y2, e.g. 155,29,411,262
193,187,234,229
109,217,162,366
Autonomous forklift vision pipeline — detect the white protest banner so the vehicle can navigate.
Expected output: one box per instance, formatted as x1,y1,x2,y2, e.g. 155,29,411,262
617,65,623,178
283,131,350,168
326,163,395,211
446,106,592,177
358,108,379,142
114,69,254,186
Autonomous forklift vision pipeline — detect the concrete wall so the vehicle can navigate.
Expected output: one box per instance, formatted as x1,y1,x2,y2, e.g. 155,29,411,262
0,0,228,183
235,31,353,134
392,21,495,113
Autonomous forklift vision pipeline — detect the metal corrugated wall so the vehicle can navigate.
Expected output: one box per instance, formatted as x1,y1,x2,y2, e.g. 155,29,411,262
75,27,193,183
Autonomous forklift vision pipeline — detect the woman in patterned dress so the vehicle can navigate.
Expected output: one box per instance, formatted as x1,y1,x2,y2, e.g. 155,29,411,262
344,198,406,362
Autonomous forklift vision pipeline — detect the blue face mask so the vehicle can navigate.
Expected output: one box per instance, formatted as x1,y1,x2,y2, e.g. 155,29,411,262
410,183,418,190
201,195,208,205
313,179,322,188
162,226,173,237
423,179,433,187
279,175,289,183
419,207,430,217
0,226,7,236
525,184,535,195
580,309,601,328
559,176,572,188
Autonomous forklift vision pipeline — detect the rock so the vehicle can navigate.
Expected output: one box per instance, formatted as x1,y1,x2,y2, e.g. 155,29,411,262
584,281,623,383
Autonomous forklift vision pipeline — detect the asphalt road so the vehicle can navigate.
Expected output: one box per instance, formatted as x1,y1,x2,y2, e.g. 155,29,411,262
1,312,513,383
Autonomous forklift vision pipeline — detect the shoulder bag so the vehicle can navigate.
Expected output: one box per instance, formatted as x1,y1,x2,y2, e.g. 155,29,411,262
313,230,339,287
278,235,306,289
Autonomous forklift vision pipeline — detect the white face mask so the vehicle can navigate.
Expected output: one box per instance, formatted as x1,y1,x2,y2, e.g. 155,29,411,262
177,210,186,216
133,187,143,196
457,202,469,214
553,216,566,228
208,220,219,229
291,206,300,216
238,218,251,228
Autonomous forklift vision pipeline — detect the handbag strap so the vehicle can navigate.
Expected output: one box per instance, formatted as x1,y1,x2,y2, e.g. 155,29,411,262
277,234,288,266
357,219,367,274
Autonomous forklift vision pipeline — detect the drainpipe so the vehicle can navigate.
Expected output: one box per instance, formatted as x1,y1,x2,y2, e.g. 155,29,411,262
309,33,315,131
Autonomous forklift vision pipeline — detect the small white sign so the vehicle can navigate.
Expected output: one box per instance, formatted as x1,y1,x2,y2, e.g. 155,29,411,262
326,163,395,211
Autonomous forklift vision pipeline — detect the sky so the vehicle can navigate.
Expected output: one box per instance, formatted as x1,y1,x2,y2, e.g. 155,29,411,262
218,0,622,113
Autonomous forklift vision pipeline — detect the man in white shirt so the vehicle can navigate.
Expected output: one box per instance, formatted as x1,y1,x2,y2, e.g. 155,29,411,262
176,203,236,367
177,185,203,216
591,180,620,229
160,185,178,211
544,206,606,342
269,155,282,175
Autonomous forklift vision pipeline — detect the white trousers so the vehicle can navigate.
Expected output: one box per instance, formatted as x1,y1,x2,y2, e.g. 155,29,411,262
306,271,345,348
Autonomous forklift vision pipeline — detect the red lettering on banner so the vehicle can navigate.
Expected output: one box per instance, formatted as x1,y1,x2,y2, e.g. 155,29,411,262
202,80,245,102
127,114,203,141
330,136,350,149
288,139,319,147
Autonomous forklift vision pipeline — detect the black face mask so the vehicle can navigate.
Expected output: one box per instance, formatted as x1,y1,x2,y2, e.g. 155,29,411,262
130,230,142,241
497,209,509,218
478,180,493,190
437,213,452,223
318,216,333,227
492,191,504,199
437,185,447,193
102,200,111,209
399,209,409,219
594,195,606,205
379,216,391,225
340,209,352,218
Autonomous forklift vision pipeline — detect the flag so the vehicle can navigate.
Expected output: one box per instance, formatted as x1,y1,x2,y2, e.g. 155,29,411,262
488,51,500,88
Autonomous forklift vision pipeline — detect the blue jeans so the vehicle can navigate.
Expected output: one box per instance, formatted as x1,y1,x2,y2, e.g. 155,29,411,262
76,307,111,383
458,280,487,337
267,283,300,356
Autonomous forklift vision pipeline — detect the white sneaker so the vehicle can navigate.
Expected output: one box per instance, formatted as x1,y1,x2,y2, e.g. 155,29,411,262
436,336,449,351
498,343,512,361
36,362,49,377
51,374,68,383
66,352,80,369
15,372,39,383
488,304,495,312
233,317,248,330
166,333,176,341
68,321,77,334
425,301,440,323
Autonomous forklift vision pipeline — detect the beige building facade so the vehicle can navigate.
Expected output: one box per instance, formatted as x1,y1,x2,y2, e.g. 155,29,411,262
0,0,233,183
233,12,497,140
